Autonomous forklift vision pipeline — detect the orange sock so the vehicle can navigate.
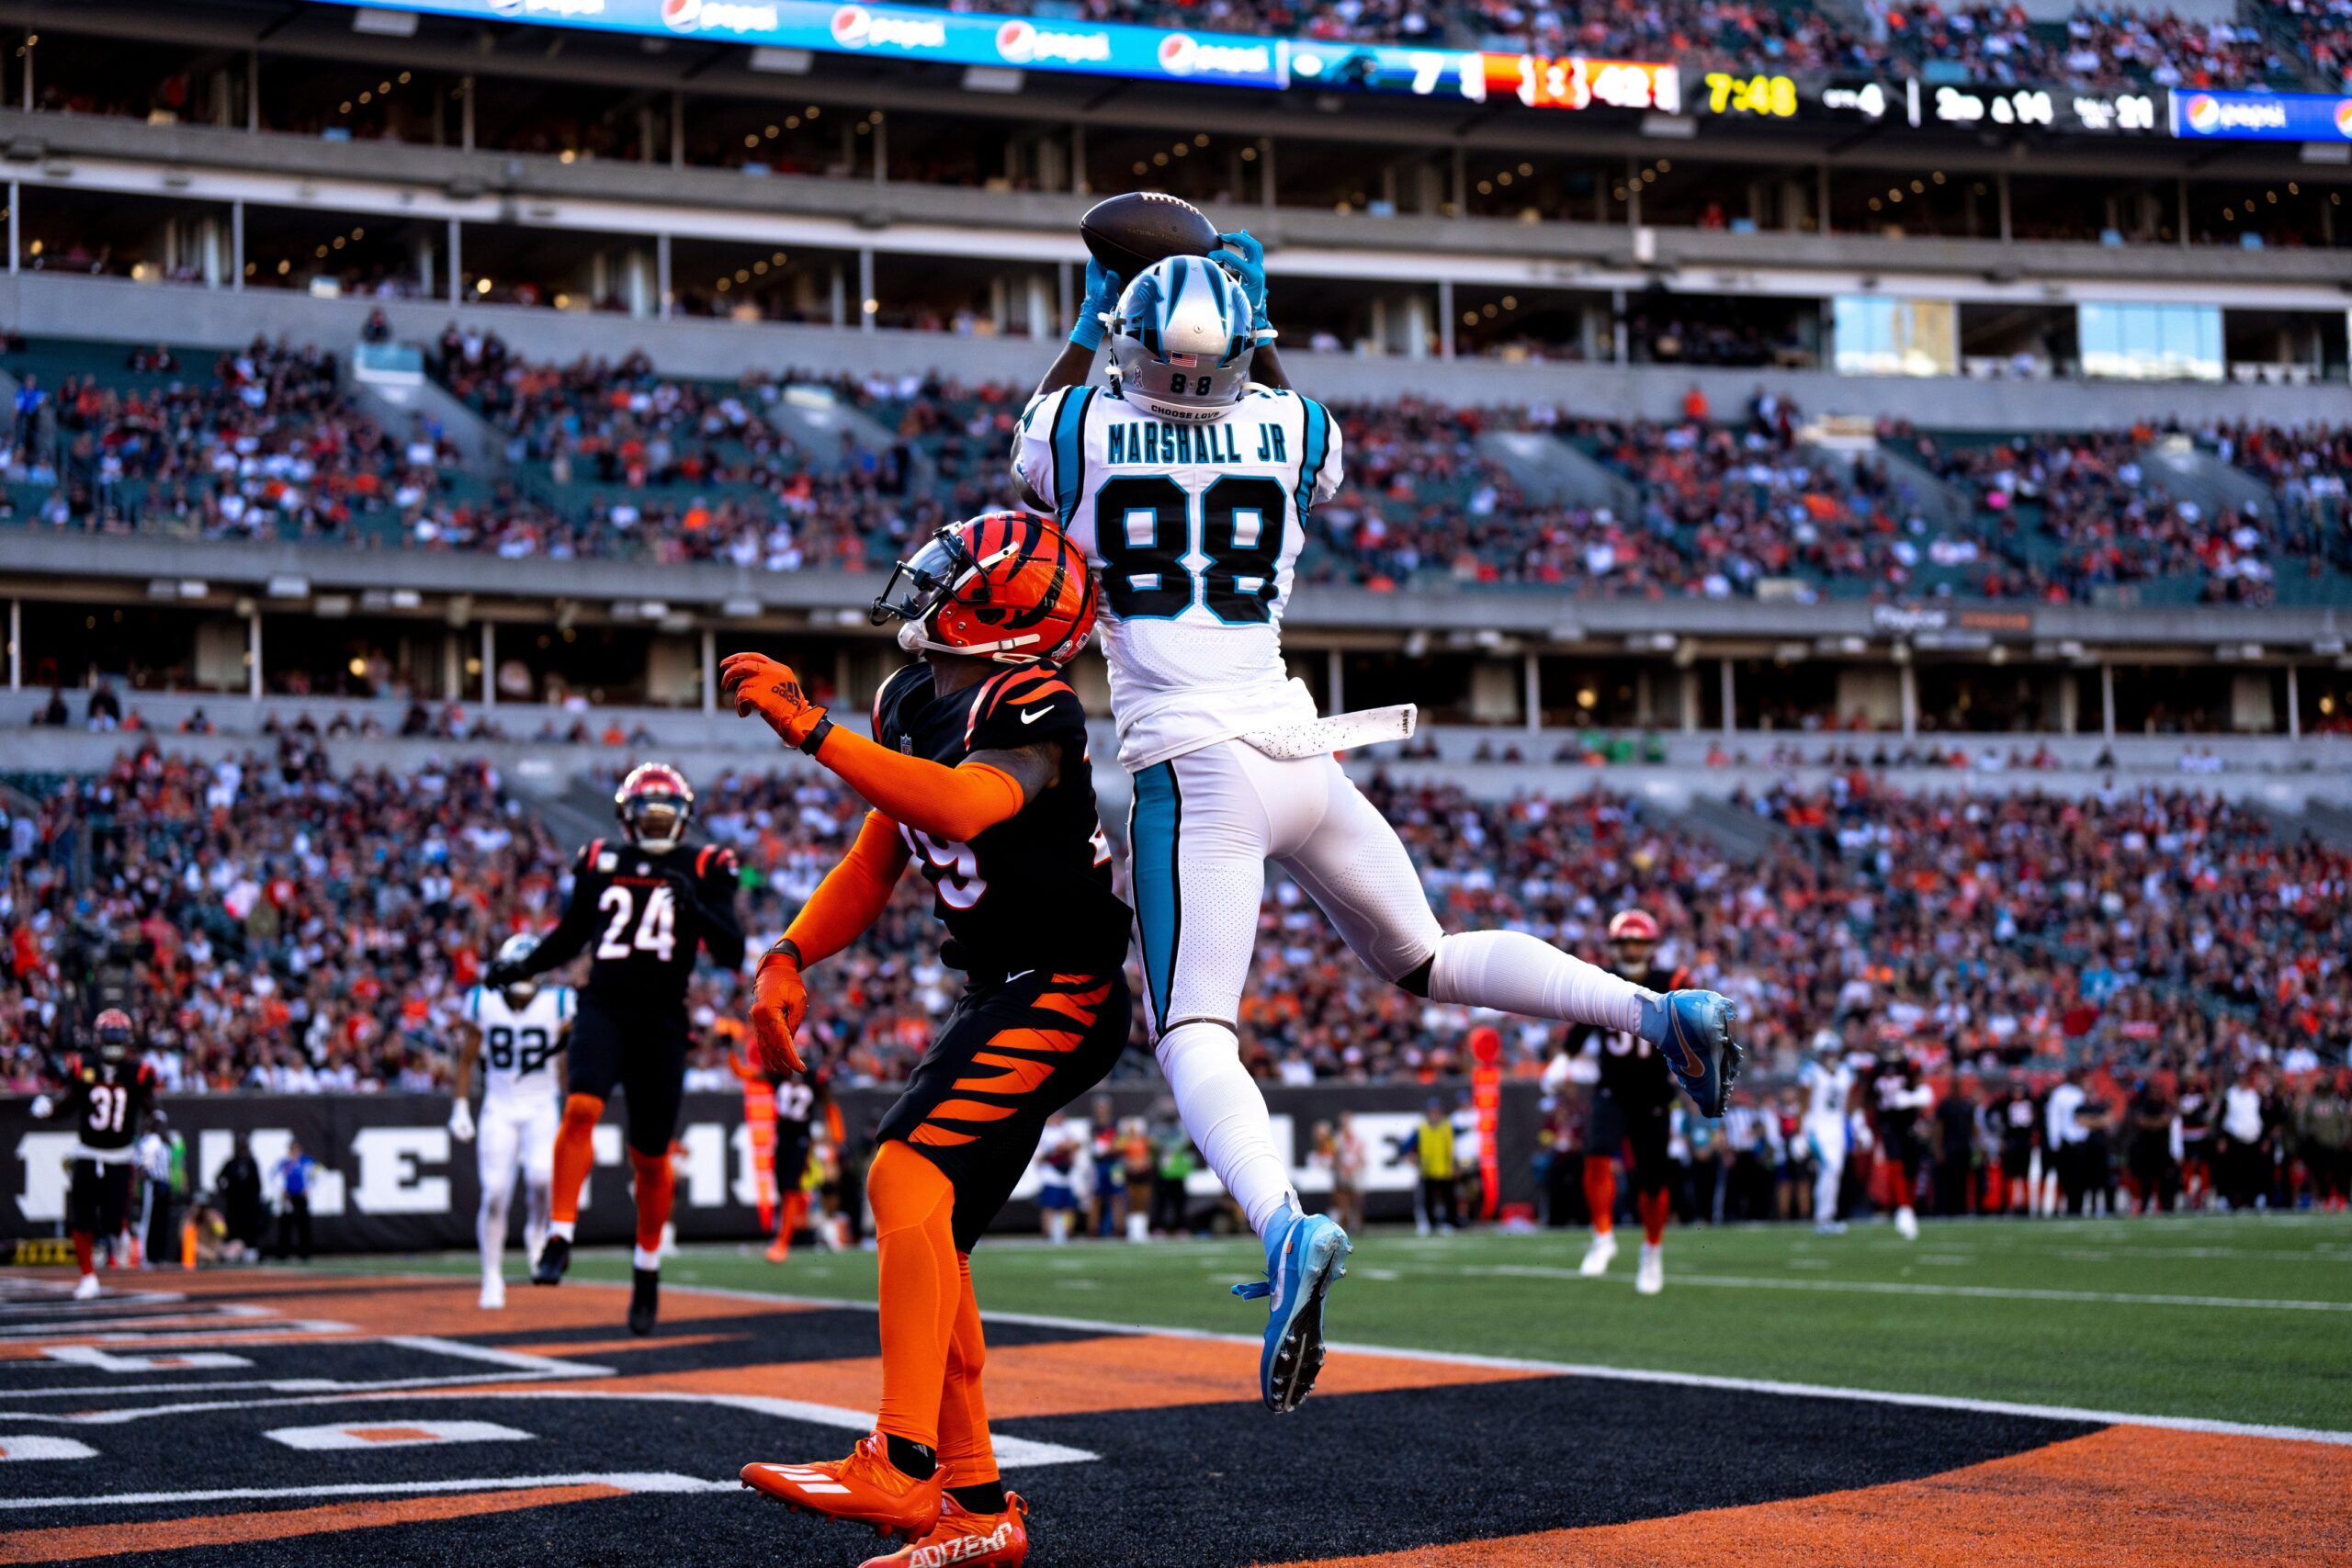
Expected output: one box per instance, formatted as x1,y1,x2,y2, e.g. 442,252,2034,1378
72,1231,93,1278
1582,1156,1617,1235
869,1140,959,1452
629,1148,674,1262
774,1190,810,1256
551,1094,604,1227
1638,1189,1670,1246
937,1253,998,1493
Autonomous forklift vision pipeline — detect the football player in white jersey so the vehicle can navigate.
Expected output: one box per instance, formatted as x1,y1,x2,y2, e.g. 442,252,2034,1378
450,934,572,1309
1011,238,1744,1412
1798,1032,1858,1235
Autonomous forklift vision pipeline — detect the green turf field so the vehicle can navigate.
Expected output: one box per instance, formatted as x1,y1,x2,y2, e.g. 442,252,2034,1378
362,1213,2352,1433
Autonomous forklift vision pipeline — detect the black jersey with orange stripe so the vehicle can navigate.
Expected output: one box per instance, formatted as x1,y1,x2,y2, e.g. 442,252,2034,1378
513,837,745,1012
872,660,1130,977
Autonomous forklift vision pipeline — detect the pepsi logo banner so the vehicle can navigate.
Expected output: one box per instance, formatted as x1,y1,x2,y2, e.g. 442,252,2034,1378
2171,87,2352,141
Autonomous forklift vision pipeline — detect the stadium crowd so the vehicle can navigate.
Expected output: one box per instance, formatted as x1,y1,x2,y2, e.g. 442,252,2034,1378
1883,3,2292,91
881,0,2305,90
9,336,2344,607
3,749,2342,1202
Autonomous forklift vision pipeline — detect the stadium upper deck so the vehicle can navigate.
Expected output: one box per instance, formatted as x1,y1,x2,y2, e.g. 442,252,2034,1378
0,0,2339,421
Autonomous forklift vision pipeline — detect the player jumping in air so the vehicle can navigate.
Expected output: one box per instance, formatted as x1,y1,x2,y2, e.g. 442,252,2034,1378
32,1010,157,1299
449,933,574,1310
1014,238,1743,1409
728,512,1127,1568
1543,910,1687,1295
484,763,743,1336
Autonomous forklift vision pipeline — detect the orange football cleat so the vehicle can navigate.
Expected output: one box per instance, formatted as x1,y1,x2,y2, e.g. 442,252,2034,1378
763,1236,793,1264
858,1493,1028,1568
741,1432,944,1540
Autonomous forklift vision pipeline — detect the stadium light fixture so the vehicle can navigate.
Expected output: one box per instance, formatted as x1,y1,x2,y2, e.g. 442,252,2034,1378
963,66,1024,94
751,47,812,74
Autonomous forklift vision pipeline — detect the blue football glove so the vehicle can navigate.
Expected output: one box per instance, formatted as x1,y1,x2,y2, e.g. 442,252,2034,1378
1069,257,1123,353
1216,230,1270,334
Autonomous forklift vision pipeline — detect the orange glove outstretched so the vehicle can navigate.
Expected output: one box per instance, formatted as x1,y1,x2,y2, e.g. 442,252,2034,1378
750,942,809,1077
721,652,829,749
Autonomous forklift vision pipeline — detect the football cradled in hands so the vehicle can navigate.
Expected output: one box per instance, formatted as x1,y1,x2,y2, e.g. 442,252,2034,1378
1080,192,1220,280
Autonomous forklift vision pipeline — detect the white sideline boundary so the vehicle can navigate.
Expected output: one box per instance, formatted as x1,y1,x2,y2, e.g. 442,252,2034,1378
29,1267,2350,1453
648,1281,2352,1450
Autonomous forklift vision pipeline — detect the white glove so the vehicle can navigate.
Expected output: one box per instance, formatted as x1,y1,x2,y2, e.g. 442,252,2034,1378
29,1093,53,1120
447,1099,476,1143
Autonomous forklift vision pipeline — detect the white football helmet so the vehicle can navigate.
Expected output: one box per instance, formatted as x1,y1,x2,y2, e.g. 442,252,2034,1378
1103,254,1268,424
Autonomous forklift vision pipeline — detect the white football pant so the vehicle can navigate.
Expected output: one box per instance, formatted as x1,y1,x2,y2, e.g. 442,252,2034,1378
479,1093,558,1280
1128,739,1649,1240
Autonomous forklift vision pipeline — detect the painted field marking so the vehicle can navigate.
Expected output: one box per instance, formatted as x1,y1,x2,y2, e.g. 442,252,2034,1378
0,1434,96,1461
266,1420,533,1450
37,1348,254,1373
0,1472,735,1511
1466,1263,2352,1313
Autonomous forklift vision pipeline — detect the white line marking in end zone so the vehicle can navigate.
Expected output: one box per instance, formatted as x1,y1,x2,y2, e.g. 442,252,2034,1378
685,1286,2352,1450
0,1472,736,1511
1465,1265,2352,1314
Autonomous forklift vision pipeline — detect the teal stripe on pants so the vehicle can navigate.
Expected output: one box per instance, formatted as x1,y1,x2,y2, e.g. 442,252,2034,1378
1128,761,1182,1031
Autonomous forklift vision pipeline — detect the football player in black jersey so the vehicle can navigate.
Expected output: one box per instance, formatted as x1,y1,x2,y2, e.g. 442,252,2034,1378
1572,910,1686,1296
728,512,1128,1568
31,1009,158,1300
483,761,744,1334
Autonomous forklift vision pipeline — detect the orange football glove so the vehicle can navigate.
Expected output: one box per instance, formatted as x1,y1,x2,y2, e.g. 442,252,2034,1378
749,944,808,1077
720,652,829,749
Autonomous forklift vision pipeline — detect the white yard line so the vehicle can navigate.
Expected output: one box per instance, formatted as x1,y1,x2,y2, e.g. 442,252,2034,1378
0,1472,737,1511
1466,1264,2352,1313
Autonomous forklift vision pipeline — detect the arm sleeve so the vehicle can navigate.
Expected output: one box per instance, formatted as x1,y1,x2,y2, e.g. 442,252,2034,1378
512,847,603,976
1306,399,1344,507
1011,386,1067,505
811,728,1030,843
692,845,747,971
785,811,915,968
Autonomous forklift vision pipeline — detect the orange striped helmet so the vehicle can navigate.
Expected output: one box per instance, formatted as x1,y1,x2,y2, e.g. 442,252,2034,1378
1607,909,1660,944
870,511,1098,667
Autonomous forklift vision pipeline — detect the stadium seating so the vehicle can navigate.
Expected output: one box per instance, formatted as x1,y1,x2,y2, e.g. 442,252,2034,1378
9,335,2347,606
8,748,2341,1098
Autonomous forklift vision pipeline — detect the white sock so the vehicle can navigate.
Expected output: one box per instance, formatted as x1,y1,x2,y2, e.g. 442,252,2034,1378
1815,1160,1840,1224
479,1190,510,1282
1156,1021,1296,1239
632,1245,662,1272
1427,931,1651,1033
523,1181,551,1264
550,1219,577,1243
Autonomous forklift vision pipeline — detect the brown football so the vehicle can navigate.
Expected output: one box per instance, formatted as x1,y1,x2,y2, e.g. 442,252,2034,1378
1080,192,1221,282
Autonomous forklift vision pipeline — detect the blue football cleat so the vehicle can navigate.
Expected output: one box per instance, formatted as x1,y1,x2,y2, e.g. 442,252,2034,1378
1232,1208,1351,1415
1645,989,1744,1117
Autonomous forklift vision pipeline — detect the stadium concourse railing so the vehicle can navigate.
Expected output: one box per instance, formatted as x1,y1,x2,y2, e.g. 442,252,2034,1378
7,530,2349,648
0,1082,1538,1252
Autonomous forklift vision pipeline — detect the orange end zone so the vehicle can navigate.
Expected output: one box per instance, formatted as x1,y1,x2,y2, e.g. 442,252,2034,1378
1269,1426,2352,1568
0,1484,623,1565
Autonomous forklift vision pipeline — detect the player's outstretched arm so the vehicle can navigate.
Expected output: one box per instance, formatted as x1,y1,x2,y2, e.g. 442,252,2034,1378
489,860,598,985
684,850,748,972
718,652,1047,842
1032,256,1123,402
